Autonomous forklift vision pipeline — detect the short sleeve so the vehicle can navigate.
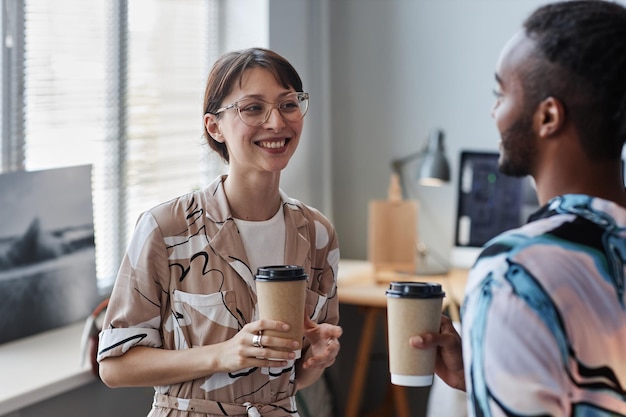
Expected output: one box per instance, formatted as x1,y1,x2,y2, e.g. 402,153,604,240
97,212,170,361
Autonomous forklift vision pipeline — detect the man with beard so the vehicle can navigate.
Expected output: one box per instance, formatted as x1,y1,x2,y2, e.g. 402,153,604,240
411,1,626,416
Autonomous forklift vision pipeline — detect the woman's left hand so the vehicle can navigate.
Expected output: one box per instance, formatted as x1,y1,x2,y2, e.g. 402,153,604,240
300,316,342,370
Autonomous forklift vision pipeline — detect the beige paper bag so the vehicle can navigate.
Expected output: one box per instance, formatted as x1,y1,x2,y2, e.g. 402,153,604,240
367,197,418,274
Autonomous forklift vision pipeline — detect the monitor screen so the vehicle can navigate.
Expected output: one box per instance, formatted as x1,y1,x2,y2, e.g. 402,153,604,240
451,150,539,267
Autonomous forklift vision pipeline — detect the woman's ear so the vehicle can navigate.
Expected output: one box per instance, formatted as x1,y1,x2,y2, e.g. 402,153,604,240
535,96,565,138
204,113,223,143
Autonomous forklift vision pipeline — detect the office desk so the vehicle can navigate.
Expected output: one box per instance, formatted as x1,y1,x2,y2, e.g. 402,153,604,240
337,259,468,417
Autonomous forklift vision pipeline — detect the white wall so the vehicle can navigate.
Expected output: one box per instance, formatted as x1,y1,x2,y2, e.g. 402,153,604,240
221,0,269,51
269,0,626,262
327,0,558,261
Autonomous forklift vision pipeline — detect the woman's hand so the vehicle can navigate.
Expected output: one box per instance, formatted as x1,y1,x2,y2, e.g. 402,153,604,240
409,314,466,391
100,319,301,388
215,319,301,372
300,316,343,370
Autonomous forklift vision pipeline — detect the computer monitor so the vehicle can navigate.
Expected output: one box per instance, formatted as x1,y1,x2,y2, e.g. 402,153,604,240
450,150,540,268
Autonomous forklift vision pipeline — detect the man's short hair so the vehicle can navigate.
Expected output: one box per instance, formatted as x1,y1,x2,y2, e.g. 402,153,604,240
522,0,626,160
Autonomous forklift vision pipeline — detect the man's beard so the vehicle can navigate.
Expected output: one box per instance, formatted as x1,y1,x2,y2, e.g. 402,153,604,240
498,111,537,178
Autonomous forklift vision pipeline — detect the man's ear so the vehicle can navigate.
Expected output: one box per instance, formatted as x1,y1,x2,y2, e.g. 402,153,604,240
535,96,565,138
204,113,223,143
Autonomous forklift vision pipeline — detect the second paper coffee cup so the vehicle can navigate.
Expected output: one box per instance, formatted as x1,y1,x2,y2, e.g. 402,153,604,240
255,265,308,358
386,281,445,386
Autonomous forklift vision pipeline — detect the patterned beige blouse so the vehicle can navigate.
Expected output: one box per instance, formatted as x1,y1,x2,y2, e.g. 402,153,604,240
98,176,340,417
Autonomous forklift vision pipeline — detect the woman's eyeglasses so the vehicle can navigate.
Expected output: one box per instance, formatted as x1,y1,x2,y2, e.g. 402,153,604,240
213,92,309,127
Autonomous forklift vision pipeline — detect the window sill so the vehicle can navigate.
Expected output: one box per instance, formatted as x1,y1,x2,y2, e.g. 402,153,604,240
0,321,95,416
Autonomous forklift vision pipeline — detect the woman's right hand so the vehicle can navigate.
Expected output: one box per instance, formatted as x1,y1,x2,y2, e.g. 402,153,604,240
215,319,301,372
100,319,301,388
409,314,466,391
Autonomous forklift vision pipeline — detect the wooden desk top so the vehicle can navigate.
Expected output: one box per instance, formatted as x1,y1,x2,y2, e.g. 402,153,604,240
337,259,468,312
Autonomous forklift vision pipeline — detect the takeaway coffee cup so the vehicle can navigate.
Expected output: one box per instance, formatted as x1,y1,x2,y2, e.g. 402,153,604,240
255,265,308,359
386,281,445,386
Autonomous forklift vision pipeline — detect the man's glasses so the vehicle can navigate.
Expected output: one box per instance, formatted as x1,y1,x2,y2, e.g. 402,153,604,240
213,92,309,127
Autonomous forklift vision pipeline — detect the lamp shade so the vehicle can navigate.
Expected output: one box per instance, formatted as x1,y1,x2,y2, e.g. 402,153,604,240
417,129,450,186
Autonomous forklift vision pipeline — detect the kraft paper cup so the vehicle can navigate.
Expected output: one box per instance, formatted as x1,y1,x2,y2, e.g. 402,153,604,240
386,281,445,386
255,265,307,359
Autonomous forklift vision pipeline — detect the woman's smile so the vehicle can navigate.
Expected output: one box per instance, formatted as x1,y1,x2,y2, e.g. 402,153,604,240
255,137,290,150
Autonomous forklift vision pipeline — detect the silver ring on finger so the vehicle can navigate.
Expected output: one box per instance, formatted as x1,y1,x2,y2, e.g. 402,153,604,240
252,332,263,348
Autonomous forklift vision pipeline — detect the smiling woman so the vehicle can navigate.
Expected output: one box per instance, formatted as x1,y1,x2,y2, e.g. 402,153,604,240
0,2,339,416
97,47,342,417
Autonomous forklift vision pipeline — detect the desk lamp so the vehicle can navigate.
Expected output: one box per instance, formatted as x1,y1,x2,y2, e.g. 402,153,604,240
391,128,451,196
390,128,451,275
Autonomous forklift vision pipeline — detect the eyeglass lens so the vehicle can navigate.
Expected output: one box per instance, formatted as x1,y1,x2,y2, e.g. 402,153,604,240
236,93,308,126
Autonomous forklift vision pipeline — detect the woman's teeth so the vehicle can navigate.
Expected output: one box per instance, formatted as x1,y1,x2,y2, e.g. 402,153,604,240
258,139,286,149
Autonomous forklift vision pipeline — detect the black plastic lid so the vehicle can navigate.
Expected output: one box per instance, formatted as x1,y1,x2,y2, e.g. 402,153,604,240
255,265,308,281
385,281,445,299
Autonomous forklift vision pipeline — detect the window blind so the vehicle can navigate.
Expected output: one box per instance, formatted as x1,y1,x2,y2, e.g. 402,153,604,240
10,0,222,289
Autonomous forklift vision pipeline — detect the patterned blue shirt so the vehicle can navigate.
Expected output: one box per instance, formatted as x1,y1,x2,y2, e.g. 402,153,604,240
462,194,626,416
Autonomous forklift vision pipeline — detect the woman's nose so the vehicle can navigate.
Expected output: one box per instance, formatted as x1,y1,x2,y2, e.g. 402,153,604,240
264,107,286,131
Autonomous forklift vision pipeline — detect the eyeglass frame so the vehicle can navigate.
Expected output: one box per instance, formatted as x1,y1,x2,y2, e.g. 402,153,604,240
211,91,310,127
